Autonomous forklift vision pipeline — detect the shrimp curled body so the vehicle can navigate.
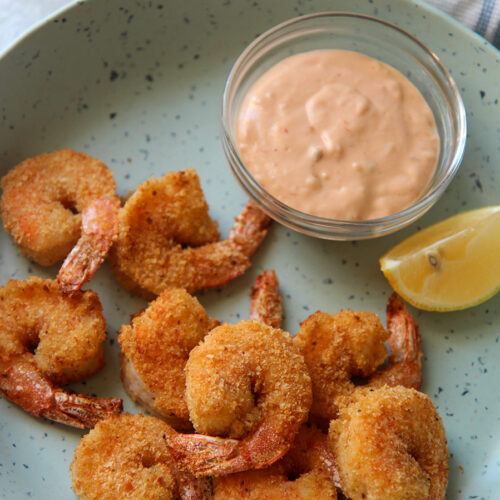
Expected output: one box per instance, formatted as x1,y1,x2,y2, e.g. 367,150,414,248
0,277,122,428
0,149,119,292
71,414,211,500
108,169,270,299
168,320,312,476
329,386,448,500
118,287,219,430
118,270,281,430
213,424,337,499
294,293,421,421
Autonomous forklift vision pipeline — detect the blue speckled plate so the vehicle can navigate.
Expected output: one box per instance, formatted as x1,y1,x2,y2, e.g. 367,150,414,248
0,1,498,498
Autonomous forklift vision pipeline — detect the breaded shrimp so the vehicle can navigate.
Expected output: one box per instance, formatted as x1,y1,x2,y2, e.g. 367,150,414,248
294,293,421,421
118,270,282,430
0,149,119,291
167,320,312,476
71,414,211,500
329,386,448,500
119,287,220,430
0,277,122,428
108,169,270,298
213,424,337,499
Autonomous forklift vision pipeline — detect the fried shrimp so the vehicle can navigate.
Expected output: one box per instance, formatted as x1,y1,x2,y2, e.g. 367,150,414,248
213,424,337,499
119,287,220,430
118,270,282,430
0,277,122,428
71,414,212,500
167,320,312,476
108,169,270,298
329,386,448,500
0,149,119,291
294,293,421,421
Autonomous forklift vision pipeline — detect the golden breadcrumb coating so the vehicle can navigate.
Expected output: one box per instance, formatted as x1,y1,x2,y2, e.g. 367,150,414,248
0,276,106,385
329,386,448,500
213,424,337,499
118,287,218,429
186,320,312,440
1,149,116,265
71,414,176,500
109,170,271,299
108,169,222,297
294,310,388,420
0,276,121,428
168,321,312,476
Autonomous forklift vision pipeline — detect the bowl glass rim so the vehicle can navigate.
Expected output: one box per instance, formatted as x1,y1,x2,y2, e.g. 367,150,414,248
221,12,467,239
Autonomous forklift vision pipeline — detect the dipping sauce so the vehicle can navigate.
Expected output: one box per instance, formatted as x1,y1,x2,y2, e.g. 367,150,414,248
236,50,439,220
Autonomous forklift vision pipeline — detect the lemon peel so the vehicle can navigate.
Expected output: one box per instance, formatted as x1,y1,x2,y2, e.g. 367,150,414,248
379,206,500,311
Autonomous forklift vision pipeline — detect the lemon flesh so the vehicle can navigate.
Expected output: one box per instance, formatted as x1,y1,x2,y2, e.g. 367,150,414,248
380,206,500,311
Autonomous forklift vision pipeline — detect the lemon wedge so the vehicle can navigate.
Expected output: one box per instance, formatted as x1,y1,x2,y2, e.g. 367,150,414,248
380,206,500,311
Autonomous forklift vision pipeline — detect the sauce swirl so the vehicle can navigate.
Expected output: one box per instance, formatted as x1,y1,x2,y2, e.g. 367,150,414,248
237,50,439,220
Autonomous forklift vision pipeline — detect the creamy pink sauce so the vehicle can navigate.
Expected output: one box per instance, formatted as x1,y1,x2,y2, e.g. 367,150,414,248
237,50,439,220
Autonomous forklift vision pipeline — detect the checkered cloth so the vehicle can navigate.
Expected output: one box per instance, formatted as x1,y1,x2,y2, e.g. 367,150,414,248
425,0,500,48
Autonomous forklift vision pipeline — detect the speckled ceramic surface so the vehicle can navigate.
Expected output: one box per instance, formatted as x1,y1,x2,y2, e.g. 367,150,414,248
0,1,498,498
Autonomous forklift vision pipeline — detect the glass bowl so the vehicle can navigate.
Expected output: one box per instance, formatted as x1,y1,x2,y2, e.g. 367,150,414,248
221,12,466,240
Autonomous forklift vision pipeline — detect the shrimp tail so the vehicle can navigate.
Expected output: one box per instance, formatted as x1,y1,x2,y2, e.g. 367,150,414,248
0,358,122,429
386,293,421,365
146,202,271,295
369,293,422,390
167,433,240,476
52,391,123,428
228,202,271,258
169,425,290,476
249,269,282,328
58,195,120,294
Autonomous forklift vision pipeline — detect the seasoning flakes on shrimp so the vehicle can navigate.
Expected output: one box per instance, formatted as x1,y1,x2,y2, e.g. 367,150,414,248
169,320,312,476
213,424,337,499
71,414,211,500
329,386,448,500
1,149,120,292
294,293,422,422
118,287,219,430
0,277,122,428
108,169,271,298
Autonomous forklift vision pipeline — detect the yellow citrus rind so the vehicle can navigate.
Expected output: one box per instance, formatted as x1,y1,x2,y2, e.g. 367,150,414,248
379,206,500,311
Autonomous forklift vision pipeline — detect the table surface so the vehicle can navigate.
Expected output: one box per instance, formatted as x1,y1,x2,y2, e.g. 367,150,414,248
0,0,69,54
0,2,498,500
1,0,498,54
